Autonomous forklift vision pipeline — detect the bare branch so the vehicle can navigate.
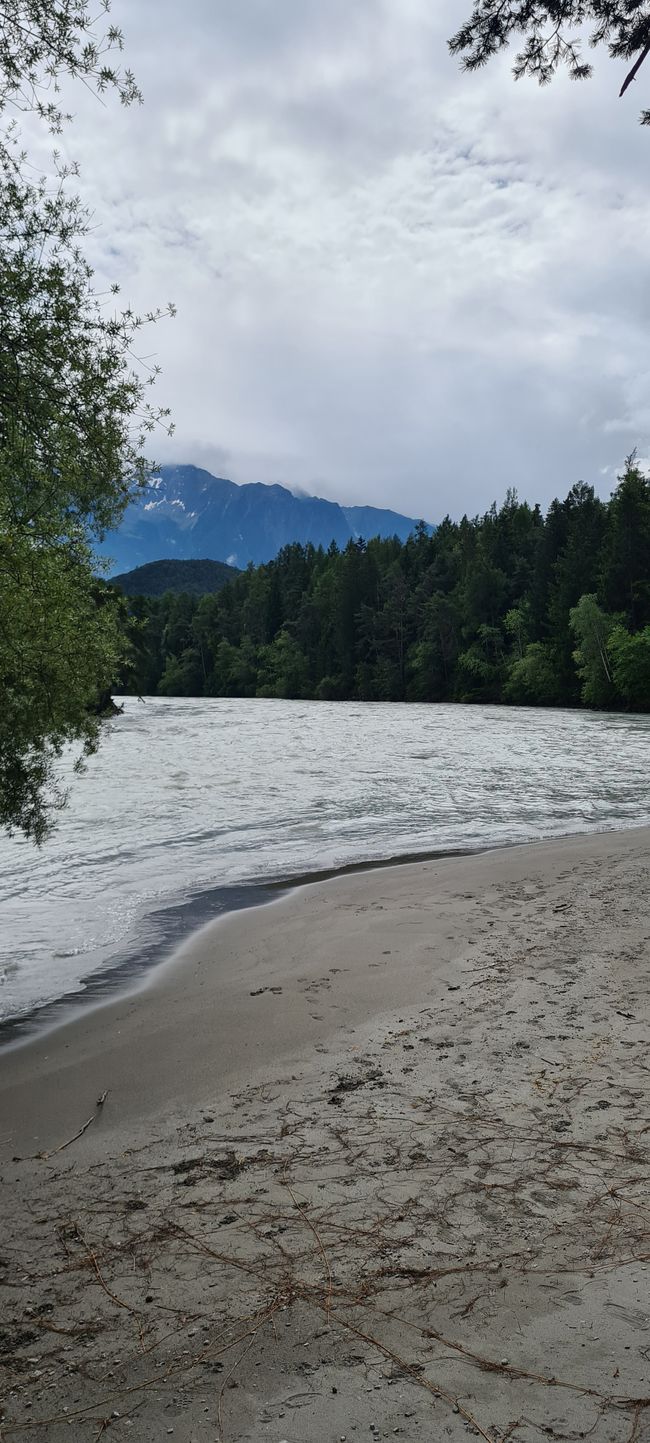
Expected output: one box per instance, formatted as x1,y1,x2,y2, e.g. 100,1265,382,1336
619,40,650,98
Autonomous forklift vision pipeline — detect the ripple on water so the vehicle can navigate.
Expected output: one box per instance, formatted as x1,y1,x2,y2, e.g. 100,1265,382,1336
0,696,648,1022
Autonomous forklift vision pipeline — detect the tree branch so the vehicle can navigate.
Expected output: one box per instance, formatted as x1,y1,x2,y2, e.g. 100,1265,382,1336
619,41,650,98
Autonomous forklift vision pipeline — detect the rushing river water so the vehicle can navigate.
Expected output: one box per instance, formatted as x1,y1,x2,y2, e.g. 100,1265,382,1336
1,696,649,1028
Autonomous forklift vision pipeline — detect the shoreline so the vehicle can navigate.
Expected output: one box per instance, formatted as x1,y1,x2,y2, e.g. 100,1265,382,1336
0,876,278,1050
1,825,648,1442
1,820,648,1146
0,841,480,1052
1,819,646,1053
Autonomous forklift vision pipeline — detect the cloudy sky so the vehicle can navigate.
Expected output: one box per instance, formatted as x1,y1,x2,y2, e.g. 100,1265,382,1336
55,0,650,522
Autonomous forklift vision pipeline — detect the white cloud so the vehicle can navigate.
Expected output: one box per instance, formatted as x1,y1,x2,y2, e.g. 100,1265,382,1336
47,0,650,518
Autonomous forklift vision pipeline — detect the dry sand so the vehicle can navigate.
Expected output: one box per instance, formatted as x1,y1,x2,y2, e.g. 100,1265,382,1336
0,827,649,1443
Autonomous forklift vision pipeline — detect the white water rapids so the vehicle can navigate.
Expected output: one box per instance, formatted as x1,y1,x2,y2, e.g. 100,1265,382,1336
1,697,648,1024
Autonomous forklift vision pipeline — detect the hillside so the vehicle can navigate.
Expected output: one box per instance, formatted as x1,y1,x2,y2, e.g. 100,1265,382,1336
111,558,239,597
120,464,650,712
97,465,432,574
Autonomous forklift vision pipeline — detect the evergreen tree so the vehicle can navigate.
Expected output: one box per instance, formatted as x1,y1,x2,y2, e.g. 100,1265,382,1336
449,1,650,125
121,467,650,717
599,457,650,629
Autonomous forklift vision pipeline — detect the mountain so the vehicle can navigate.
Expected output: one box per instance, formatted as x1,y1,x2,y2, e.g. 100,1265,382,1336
111,558,239,597
97,465,433,574
342,504,426,540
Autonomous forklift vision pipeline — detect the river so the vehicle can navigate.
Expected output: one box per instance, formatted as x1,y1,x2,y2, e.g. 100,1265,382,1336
1,697,648,1030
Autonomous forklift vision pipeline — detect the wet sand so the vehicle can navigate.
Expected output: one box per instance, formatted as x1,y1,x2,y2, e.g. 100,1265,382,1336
1,827,649,1441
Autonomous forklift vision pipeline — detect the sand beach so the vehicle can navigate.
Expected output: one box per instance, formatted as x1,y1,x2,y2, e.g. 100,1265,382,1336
1,826,649,1442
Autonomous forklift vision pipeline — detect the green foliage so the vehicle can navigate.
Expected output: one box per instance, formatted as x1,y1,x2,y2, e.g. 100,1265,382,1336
0,2,171,840
503,642,559,706
448,2,650,125
504,603,531,660
599,455,650,629
0,533,124,838
257,630,310,699
569,594,618,708
120,462,650,716
609,625,650,711
112,558,239,598
0,1,141,132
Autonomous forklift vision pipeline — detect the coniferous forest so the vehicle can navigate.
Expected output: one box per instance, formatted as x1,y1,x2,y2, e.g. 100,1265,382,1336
117,460,650,712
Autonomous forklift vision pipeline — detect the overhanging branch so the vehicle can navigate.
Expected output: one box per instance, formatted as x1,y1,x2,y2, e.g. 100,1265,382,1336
619,40,650,98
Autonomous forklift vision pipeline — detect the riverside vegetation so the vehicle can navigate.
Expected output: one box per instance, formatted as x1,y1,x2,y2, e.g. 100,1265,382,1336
0,3,172,841
118,459,650,712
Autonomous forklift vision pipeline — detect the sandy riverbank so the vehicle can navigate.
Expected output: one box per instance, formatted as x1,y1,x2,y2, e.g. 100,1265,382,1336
1,827,649,1442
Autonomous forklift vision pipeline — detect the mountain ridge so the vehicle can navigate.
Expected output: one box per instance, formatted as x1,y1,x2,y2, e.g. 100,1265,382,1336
111,557,239,597
97,464,433,574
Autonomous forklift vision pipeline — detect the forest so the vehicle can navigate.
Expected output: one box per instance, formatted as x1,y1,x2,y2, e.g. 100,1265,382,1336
116,459,650,712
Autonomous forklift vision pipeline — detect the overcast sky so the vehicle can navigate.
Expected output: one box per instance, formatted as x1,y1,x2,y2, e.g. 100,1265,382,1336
55,0,650,522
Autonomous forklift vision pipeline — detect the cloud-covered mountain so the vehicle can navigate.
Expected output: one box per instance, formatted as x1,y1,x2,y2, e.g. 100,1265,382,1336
98,465,433,574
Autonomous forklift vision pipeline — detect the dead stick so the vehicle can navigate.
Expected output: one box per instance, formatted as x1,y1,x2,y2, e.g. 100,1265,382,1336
216,1330,260,1442
328,1312,494,1443
73,1223,143,1338
31,1092,109,1161
2,1306,283,1431
283,1170,333,1320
